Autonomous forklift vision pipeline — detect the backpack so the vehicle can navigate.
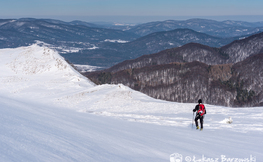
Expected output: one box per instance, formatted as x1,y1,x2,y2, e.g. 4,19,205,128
198,104,206,116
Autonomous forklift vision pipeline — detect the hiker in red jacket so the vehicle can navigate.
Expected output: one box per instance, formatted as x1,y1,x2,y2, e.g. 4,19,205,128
193,99,206,130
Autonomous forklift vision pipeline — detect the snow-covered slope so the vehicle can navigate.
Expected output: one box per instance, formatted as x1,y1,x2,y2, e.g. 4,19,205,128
0,44,94,103
0,45,262,161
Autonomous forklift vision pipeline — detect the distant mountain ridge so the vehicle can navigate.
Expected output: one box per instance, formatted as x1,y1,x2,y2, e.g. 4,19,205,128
103,32,263,72
127,18,263,37
57,19,263,67
1,18,263,68
0,18,139,49
62,28,237,67
86,32,263,107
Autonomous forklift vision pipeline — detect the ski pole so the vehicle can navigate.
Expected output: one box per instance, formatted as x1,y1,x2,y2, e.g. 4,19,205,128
192,112,194,129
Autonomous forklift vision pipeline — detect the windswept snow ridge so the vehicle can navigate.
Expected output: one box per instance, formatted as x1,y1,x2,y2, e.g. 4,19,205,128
0,44,94,101
0,45,262,161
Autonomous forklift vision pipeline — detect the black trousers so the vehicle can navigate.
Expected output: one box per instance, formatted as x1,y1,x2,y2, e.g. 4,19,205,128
195,115,204,128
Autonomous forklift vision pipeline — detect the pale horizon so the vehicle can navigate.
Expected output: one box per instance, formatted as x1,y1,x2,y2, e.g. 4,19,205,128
1,0,263,23
1,15,263,24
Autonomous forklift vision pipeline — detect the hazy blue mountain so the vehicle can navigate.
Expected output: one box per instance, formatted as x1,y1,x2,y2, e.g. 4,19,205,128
75,18,263,37
103,31,263,72
0,18,139,49
1,18,261,68
127,19,263,37
68,20,101,28
62,28,238,67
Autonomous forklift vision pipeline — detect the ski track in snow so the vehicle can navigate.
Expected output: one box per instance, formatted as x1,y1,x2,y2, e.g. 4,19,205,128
0,44,263,161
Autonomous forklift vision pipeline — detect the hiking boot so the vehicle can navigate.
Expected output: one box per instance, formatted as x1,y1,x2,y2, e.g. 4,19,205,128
196,126,199,130
200,128,203,131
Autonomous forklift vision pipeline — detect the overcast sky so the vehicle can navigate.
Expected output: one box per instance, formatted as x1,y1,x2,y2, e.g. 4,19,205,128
1,0,263,23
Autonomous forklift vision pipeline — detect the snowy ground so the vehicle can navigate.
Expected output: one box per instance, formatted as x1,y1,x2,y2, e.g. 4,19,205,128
104,39,129,43
73,64,104,73
0,45,262,161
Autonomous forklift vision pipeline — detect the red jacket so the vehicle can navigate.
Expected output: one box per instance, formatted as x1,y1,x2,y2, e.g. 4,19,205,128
198,104,205,116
